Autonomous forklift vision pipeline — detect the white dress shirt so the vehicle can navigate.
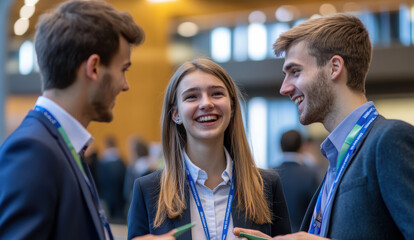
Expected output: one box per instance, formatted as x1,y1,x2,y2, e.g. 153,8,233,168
184,148,235,240
35,96,93,154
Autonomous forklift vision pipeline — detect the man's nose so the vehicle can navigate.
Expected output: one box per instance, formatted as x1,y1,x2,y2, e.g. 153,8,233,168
279,78,294,96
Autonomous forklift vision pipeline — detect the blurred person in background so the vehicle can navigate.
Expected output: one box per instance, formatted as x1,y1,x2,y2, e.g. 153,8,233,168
235,13,414,240
0,0,175,239
124,135,155,206
128,58,291,239
99,135,126,223
84,143,101,191
299,137,326,183
274,129,320,232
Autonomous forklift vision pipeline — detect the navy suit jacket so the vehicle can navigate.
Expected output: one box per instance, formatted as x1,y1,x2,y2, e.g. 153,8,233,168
300,115,414,239
128,169,291,239
0,110,106,239
274,161,320,232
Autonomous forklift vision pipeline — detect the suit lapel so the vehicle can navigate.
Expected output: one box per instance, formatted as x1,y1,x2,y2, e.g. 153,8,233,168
31,111,106,239
329,114,379,201
322,115,380,236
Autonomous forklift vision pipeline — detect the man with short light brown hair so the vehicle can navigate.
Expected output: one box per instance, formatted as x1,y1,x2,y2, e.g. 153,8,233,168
235,13,414,240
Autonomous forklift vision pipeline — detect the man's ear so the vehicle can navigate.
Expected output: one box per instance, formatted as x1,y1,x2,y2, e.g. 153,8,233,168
330,55,344,81
85,54,101,82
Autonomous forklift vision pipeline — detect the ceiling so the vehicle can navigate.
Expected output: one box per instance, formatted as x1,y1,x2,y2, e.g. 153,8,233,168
7,0,411,40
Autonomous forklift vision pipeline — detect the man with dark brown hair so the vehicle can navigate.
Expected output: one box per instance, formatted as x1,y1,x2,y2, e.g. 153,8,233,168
0,1,174,239
274,130,319,233
235,13,414,240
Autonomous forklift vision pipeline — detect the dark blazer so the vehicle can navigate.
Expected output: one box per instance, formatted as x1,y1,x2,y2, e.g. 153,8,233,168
0,110,106,239
99,159,126,220
300,115,414,239
128,169,291,239
274,161,320,232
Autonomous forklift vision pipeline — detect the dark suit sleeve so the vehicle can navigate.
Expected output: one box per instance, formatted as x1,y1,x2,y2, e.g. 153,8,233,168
264,170,292,236
0,139,59,239
127,177,151,240
376,121,414,238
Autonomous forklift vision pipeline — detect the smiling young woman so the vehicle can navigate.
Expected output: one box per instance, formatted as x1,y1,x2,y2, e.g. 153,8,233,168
127,58,291,240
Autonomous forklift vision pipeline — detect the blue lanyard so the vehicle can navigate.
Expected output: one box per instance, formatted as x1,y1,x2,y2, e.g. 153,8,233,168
308,105,378,236
185,161,235,240
34,106,113,240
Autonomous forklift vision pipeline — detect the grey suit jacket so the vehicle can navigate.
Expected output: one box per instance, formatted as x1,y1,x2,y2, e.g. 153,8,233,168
300,115,414,239
127,169,291,239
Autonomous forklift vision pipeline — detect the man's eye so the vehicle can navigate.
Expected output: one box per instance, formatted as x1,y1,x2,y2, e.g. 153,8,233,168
292,70,300,76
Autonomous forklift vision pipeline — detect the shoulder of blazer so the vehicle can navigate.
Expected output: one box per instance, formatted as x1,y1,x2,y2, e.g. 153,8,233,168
28,110,59,132
137,169,163,186
134,170,164,200
258,168,281,188
354,115,413,152
10,110,61,142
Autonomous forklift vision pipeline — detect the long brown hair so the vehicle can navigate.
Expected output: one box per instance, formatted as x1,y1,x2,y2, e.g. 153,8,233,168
154,58,272,227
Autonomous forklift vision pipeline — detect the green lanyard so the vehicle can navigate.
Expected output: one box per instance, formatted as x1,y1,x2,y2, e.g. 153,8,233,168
35,105,85,175
336,124,362,170
309,105,378,236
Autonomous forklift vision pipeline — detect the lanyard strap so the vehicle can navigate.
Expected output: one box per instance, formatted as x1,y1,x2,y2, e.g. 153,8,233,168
34,106,85,175
185,161,235,240
308,105,378,236
34,106,113,240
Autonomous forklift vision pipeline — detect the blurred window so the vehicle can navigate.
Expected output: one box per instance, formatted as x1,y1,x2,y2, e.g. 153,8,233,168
233,25,248,62
211,27,231,62
247,23,267,61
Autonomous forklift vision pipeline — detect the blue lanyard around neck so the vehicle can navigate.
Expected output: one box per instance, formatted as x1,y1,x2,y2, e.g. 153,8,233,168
185,161,235,240
34,106,114,240
308,105,378,236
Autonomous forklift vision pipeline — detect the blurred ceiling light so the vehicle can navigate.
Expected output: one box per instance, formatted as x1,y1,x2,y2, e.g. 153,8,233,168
19,40,35,75
320,3,337,15
275,5,299,22
248,10,266,23
14,18,30,36
177,22,199,37
24,0,39,6
147,0,176,3
343,2,359,13
20,4,35,19
167,43,193,65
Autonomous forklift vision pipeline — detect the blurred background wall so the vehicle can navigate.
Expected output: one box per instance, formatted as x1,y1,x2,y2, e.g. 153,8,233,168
1,0,414,169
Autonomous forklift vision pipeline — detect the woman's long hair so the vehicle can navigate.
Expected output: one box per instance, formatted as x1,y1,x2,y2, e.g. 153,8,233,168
154,58,271,227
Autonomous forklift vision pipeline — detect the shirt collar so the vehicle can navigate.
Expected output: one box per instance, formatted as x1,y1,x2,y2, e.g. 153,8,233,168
183,147,233,185
321,101,374,168
35,96,94,154
281,152,304,165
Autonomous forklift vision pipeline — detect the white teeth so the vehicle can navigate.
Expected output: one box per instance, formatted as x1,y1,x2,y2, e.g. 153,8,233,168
198,115,217,122
294,96,304,105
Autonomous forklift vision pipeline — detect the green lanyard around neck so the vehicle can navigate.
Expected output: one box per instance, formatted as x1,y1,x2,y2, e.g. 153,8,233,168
35,105,86,175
